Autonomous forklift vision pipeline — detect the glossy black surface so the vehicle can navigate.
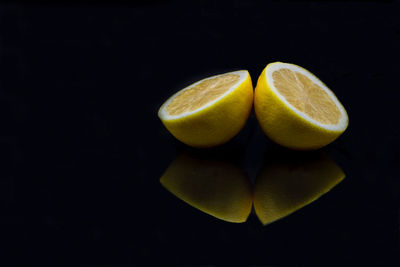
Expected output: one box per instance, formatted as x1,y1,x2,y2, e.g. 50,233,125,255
1,0,399,265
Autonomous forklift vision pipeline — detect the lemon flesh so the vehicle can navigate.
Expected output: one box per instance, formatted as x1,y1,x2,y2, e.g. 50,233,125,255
255,62,348,150
273,69,341,125
166,74,241,115
159,71,253,148
160,153,252,223
254,152,345,225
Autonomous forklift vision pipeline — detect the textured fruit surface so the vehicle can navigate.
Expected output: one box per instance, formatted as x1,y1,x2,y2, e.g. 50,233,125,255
158,70,253,148
254,62,348,150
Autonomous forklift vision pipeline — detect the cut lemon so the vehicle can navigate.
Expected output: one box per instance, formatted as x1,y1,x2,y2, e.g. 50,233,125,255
254,62,348,150
160,153,252,223
158,71,253,148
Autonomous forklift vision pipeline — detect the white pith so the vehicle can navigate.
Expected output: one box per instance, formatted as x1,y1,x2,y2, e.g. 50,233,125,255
266,62,348,131
158,70,249,121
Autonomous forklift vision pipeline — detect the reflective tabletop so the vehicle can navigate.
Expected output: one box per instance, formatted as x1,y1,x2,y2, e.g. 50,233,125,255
1,0,399,265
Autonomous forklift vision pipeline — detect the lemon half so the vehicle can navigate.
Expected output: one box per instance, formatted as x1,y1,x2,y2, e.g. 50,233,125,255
255,62,348,150
158,71,253,148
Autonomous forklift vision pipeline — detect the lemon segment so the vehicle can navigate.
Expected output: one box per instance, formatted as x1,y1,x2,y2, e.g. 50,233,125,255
158,71,253,148
254,62,348,150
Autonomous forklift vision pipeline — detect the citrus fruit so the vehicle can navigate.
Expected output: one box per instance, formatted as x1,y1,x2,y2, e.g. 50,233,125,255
158,70,253,148
160,153,252,223
254,151,345,225
254,62,348,150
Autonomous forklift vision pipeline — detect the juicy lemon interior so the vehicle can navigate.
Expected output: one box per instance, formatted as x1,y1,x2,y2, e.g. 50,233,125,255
272,68,341,125
166,73,240,116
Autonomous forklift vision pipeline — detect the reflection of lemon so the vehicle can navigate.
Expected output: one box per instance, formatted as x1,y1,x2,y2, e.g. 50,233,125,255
160,153,252,223
158,71,253,148
254,62,348,150
254,151,345,225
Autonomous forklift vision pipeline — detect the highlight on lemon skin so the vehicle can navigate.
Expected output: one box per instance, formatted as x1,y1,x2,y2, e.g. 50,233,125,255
160,153,252,223
158,70,253,148
253,150,345,225
254,62,349,150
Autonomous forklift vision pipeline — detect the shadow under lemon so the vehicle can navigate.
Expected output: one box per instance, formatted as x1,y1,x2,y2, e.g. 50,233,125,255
160,153,252,223
160,149,345,225
254,150,346,225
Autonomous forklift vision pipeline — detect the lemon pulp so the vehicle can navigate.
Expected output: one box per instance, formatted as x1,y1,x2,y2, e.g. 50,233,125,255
272,68,341,125
166,73,241,116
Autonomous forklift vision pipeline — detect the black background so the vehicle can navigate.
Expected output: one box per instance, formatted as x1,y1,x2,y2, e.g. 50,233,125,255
1,0,399,265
